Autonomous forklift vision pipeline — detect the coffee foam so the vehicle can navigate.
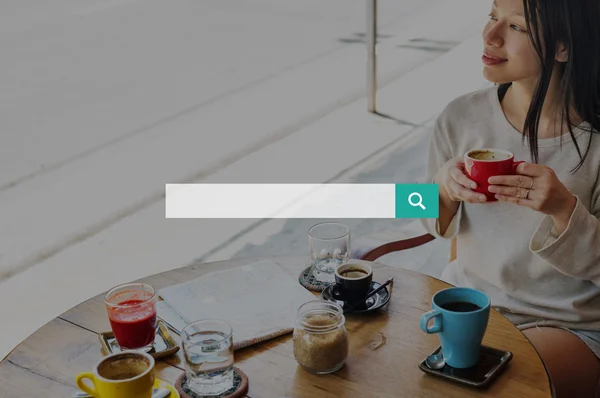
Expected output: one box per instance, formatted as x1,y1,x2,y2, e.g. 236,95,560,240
468,150,510,161
98,353,150,381
336,264,372,279
340,269,369,279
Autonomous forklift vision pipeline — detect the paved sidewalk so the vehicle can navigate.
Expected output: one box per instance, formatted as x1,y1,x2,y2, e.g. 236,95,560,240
0,1,489,360
0,0,487,282
203,36,491,276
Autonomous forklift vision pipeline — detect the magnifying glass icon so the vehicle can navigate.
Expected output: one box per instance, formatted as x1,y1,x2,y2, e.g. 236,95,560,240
408,192,426,210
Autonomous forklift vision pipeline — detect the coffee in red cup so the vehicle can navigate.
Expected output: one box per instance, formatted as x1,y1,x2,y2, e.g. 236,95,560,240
464,149,524,202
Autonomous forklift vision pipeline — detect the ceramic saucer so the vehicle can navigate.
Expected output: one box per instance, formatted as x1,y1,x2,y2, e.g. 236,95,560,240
321,281,391,314
156,378,180,397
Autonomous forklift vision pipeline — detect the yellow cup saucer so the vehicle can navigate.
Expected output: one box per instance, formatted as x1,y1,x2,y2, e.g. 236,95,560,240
155,378,179,397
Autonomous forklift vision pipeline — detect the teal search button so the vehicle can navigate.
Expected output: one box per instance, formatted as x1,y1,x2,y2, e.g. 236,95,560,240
395,184,439,218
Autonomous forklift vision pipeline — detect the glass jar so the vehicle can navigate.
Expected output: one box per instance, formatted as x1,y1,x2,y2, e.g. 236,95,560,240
293,300,349,374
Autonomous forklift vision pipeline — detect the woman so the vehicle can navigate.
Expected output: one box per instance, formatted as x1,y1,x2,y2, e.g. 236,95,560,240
423,0,600,396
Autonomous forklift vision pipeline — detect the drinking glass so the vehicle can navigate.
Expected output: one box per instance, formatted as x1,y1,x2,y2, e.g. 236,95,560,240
181,319,234,395
309,222,350,283
105,283,157,352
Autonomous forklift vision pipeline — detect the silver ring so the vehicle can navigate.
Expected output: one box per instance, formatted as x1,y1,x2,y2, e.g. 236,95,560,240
525,189,530,199
529,178,535,189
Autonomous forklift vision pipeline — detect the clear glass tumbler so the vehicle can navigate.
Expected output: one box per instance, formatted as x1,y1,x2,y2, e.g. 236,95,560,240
105,283,157,352
181,319,234,395
309,222,350,283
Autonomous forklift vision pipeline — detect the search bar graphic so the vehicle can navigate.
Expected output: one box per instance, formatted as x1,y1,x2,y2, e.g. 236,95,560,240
166,184,439,219
395,184,439,218
408,192,426,210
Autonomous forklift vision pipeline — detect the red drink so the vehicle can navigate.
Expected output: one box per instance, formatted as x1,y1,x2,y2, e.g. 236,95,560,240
105,283,157,350
108,299,157,349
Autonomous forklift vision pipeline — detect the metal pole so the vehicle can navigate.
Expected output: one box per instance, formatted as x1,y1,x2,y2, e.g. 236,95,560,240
367,0,377,113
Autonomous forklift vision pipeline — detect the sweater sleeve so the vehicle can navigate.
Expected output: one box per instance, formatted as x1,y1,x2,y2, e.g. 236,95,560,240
530,195,600,287
420,115,462,239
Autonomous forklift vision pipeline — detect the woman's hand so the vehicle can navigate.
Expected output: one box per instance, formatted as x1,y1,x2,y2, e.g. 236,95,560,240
435,158,487,204
488,163,577,233
434,157,485,236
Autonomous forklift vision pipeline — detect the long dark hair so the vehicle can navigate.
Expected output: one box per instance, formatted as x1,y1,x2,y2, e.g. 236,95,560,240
503,0,600,171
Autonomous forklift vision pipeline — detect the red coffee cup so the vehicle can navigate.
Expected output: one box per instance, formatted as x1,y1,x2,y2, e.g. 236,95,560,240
464,149,524,202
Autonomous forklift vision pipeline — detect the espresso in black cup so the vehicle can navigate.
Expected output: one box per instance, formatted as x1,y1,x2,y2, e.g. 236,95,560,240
331,263,373,307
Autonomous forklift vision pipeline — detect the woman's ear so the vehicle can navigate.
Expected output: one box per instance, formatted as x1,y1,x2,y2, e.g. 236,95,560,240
556,42,568,63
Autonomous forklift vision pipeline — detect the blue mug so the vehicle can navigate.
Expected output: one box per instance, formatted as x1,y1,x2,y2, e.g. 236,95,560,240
420,287,491,368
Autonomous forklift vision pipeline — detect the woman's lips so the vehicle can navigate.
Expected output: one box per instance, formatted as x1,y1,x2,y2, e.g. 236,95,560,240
482,53,508,66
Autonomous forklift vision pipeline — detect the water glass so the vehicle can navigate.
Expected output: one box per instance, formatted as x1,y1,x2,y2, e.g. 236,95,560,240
181,319,234,395
309,222,350,283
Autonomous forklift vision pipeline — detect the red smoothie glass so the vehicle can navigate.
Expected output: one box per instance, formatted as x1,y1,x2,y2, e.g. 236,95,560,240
105,283,158,351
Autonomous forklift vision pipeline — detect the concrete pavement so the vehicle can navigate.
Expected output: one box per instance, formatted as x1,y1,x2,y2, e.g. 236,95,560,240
1,0,489,360
0,0,487,281
203,36,491,271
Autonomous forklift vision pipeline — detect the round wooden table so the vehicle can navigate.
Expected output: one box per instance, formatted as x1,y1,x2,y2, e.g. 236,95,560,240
0,256,552,397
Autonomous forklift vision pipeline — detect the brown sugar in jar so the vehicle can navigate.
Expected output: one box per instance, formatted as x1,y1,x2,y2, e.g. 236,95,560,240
293,301,348,374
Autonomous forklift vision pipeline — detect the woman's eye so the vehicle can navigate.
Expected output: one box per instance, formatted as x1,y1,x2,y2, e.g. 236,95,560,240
510,24,525,32
488,13,498,21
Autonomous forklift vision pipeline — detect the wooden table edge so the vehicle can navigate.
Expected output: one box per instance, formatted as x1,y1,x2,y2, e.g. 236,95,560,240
0,256,553,397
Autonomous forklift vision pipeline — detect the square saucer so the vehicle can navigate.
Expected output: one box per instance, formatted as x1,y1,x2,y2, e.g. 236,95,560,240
98,319,180,359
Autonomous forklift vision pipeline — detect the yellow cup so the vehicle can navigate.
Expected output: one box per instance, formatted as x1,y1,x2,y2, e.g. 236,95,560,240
75,351,155,398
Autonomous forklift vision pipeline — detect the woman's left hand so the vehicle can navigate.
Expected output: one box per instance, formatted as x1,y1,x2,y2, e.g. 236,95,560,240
488,163,577,232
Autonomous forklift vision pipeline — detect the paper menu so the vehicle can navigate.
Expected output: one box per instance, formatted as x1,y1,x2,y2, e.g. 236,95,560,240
157,261,316,350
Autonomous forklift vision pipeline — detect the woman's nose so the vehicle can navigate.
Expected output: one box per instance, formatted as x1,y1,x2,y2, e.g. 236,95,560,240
483,24,504,47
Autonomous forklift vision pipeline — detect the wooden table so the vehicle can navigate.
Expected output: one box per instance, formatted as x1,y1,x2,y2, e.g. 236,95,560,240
0,256,552,397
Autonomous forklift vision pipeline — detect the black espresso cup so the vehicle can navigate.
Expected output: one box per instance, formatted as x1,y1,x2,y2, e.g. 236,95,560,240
331,263,373,307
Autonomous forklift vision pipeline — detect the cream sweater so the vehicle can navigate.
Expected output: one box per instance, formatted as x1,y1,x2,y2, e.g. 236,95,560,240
422,85,600,331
